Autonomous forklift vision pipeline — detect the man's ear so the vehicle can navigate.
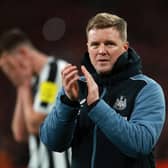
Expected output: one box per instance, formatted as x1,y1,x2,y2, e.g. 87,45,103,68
123,41,129,51
86,42,88,49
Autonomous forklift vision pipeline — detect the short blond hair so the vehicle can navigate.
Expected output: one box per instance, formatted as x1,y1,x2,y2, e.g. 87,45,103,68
86,12,127,41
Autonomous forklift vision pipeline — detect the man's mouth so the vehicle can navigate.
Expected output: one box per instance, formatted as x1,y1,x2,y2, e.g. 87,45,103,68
97,59,109,63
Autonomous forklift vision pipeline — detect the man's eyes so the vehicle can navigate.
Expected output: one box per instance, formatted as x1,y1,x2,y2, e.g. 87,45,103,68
90,42,99,46
104,42,116,46
90,42,116,47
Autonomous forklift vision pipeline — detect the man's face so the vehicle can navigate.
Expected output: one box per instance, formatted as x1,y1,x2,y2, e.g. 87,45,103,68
0,52,31,86
87,27,128,74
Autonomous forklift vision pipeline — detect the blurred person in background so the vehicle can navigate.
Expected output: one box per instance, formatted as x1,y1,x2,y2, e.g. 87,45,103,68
0,29,71,168
40,12,166,168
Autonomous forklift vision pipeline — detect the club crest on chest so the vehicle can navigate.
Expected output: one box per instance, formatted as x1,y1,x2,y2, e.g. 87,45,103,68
113,96,127,111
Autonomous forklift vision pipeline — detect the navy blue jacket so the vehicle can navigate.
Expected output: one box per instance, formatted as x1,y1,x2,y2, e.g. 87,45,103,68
40,48,165,168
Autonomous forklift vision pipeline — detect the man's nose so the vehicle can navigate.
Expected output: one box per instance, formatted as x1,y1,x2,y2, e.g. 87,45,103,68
98,44,106,54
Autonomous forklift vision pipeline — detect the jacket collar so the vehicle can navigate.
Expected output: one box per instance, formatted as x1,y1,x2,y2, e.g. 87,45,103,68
81,47,142,86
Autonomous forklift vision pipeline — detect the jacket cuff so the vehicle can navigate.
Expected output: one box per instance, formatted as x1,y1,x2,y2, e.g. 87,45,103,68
61,95,80,107
87,99,100,111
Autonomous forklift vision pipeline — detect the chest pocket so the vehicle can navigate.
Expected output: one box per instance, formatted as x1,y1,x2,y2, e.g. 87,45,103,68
103,79,146,120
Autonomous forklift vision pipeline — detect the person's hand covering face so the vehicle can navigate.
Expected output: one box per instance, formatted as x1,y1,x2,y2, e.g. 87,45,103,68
0,54,32,87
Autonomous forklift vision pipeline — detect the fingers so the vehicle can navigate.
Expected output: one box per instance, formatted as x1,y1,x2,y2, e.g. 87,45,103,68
0,55,31,86
62,64,79,84
81,65,94,84
62,64,78,79
0,56,17,75
81,65,99,105
61,64,80,100
16,55,31,70
5,56,30,76
5,56,20,69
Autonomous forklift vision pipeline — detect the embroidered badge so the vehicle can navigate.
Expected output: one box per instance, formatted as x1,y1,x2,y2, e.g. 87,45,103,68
113,96,127,111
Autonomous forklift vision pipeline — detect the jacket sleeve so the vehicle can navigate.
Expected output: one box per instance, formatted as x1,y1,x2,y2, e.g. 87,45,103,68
88,81,166,158
40,88,79,152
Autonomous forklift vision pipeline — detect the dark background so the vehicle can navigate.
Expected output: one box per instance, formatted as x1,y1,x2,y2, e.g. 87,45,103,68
0,0,168,167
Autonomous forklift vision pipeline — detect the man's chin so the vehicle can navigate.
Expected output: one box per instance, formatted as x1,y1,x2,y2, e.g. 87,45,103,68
96,68,112,75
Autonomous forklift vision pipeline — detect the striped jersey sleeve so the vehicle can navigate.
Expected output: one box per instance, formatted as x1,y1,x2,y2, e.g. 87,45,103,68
33,57,68,114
